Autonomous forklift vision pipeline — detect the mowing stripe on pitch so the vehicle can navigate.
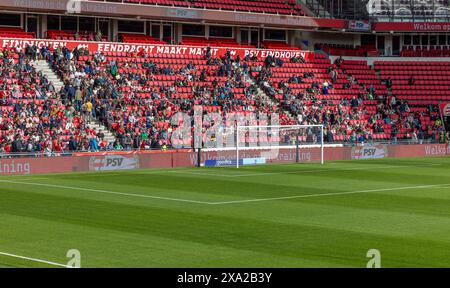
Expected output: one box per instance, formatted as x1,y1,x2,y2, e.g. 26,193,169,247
0,251,70,268
0,180,211,205
210,183,450,205
1,179,449,206
170,163,440,178
134,165,410,178
220,165,411,178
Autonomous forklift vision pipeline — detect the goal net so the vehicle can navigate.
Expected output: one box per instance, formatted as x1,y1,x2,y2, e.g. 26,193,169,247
201,125,324,168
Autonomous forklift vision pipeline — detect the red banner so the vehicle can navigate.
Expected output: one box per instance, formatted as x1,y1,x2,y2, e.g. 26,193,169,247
389,144,450,158
374,22,450,32
0,37,315,60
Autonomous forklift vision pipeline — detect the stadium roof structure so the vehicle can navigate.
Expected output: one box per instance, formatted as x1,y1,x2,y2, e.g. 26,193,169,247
0,0,348,31
1,0,449,34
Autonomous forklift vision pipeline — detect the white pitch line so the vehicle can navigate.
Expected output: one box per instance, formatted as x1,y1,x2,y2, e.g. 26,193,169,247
227,162,445,178
11,177,50,181
210,183,450,205
134,165,411,178
165,170,238,177
0,251,69,268
217,165,411,178
0,180,211,205
1,178,449,206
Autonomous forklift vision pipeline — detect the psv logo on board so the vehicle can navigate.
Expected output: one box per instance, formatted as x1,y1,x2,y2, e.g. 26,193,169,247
105,158,123,167
363,149,377,156
89,155,139,171
352,145,388,160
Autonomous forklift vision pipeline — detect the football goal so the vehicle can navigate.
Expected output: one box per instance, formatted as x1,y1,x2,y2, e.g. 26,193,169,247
201,124,324,168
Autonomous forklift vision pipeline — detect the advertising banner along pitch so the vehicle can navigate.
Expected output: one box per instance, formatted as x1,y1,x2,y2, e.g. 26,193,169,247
0,38,315,61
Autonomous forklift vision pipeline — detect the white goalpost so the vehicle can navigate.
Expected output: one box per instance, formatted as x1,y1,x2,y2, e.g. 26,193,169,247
235,124,324,168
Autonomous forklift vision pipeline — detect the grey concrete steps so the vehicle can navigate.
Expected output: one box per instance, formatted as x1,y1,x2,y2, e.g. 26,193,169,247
31,60,64,91
244,75,296,122
31,60,117,144
89,119,116,143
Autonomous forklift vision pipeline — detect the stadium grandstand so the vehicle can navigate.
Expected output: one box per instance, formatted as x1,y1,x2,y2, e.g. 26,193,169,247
0,0,450,271
0,0,448,155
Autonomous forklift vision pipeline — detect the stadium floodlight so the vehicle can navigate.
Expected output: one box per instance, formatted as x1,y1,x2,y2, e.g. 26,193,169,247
234,124,324,168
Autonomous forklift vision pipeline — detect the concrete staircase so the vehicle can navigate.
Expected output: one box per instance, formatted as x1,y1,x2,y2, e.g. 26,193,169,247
244,74,296,123
31,60,116,144
31,60,64,92
89,119,116,144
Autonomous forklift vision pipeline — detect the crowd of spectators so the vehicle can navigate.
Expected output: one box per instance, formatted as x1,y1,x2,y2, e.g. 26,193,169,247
251,53,446,144
45,45,291,151
0,43,448,155
0,45,101,155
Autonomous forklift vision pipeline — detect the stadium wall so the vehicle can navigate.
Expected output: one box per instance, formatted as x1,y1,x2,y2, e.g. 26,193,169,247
0,144,448,176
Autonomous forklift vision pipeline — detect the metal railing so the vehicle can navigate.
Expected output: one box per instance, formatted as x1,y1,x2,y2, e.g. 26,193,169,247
0,138,446,159
0,147,189,159
342,138,442,147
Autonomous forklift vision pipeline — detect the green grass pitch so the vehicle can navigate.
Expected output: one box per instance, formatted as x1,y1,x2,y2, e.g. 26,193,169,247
0,157,449,268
